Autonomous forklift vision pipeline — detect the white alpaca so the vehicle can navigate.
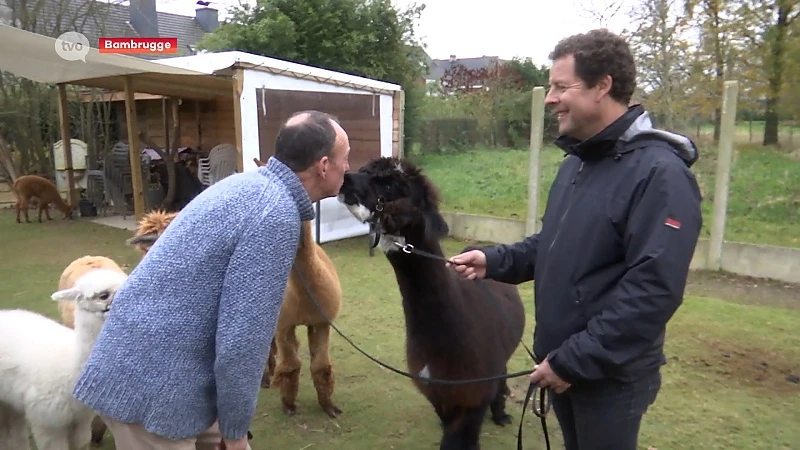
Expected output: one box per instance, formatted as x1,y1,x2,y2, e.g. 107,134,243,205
0,268,128,450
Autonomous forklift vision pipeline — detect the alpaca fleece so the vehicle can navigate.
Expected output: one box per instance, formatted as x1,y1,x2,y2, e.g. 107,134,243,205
57,255,125,329
0,310,96,445
0,268,126,450
72,157,315,441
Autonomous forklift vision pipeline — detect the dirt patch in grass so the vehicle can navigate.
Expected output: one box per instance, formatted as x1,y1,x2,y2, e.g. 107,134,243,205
505,339,800,405
502,270,800,403
675,340,800,394
686,269,800,309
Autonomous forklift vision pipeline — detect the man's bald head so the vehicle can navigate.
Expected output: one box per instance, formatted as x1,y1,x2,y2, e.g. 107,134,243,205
274,110,341,172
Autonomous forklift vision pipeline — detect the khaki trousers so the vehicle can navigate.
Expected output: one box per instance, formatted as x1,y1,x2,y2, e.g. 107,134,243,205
101,416,253,450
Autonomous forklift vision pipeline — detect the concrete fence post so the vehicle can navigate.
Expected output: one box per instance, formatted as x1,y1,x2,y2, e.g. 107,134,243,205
708,80,739,270
526,86,546,237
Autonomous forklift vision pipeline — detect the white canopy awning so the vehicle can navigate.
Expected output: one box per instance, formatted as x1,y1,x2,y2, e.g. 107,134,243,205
0,24,404,99
0,24,233,99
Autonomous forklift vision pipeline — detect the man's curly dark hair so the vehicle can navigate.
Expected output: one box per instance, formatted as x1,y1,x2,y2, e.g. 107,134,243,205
549,29,636,105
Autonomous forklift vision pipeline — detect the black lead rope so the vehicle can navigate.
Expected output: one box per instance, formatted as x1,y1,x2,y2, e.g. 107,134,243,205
518,377,552,450
291,237,552,448
292,265,534,385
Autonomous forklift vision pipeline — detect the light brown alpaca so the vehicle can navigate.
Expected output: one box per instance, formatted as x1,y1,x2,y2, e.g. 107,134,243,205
127,207,344,417
12,174,73,223
269,219,343,417
125,209,176,252
56,255,126,447
57,256,126,328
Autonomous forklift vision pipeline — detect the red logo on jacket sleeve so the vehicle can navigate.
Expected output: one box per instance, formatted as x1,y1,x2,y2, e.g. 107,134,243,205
665,218,681,229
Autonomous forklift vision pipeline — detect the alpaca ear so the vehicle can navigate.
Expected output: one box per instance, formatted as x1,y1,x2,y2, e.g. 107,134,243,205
51,288,81,302
126,233,158,247
425,211,449,239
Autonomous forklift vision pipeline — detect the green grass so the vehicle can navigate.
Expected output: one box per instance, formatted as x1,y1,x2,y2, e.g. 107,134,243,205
1,211,799,449
411,145,800,249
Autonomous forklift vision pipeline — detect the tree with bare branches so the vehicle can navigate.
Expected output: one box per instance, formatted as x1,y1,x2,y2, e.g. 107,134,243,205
623,0,694,130
0,0,122,180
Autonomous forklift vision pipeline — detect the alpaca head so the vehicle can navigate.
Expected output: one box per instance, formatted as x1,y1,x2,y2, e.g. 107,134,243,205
125,209,178,253
59,201,75,220
337,157,449,252
51,268,128,320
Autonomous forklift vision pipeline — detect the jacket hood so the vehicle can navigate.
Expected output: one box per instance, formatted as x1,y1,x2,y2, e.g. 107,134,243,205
554,105,699,168
621,110,699,168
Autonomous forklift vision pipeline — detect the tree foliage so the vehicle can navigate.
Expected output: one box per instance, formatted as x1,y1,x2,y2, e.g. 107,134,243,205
573,0,800,147
757,0,800,144
0,0,120,179
623,0,694,130
195,0,425,86
418,59,556,151
195,0,427,148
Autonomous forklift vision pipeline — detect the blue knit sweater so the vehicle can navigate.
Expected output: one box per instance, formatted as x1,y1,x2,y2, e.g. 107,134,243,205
73,157,315,441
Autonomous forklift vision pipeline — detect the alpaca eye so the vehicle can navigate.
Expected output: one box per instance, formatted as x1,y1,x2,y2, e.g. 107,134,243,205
98,292,110,300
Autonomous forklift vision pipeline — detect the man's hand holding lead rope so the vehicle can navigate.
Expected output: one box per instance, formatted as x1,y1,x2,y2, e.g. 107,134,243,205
530,357,571,394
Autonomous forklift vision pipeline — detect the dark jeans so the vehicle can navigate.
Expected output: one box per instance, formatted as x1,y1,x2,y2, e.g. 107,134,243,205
551,370,661,450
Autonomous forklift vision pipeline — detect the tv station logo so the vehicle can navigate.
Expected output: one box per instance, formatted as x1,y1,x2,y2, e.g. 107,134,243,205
55,32,178,62
99,37,178,55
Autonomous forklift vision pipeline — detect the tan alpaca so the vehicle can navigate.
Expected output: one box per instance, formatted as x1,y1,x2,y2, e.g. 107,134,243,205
269,219,343,417
57,256,126,329
12,175,73,223
125,209,176,253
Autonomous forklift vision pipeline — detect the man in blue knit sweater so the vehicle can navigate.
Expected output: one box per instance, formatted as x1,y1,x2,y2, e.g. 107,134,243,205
73,110,351,450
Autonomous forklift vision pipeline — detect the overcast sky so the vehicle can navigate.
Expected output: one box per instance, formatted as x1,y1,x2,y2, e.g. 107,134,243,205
142,0,634,66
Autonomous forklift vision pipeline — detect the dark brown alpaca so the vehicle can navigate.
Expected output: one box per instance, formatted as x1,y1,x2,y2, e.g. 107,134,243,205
12,175,73,223
338,157,526,450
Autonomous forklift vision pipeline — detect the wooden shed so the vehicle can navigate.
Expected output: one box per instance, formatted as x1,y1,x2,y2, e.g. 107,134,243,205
0,25,405,243
173,52,404,242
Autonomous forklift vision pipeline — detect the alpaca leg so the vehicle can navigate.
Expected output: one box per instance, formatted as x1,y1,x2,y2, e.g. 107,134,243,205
90,415,107,446
490,377,513,426
30,423,71,450
438,406,467,450
16,198,30,223
459,404,490,450
0,404,30,450
269,337,277,375
69,418,93,450
44,203,53,221
433,403,444,421
272,325,302,415
260,338,278,389
37,203,46,222
308,324,341,418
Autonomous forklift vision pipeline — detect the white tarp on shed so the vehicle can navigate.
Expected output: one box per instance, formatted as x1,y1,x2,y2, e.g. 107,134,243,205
156,51,403,94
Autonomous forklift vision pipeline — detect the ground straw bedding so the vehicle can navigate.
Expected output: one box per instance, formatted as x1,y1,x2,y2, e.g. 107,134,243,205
0,211,798,449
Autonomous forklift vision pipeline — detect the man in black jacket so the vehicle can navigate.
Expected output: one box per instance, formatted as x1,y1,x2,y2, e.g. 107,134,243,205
449,29,703,449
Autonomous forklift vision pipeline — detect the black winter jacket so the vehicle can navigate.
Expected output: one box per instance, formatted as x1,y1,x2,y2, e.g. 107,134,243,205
483,105,703,385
